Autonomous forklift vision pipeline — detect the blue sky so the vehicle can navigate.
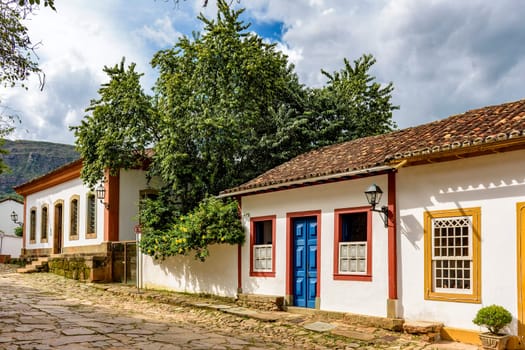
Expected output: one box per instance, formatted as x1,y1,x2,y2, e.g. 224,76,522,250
2,0,525,144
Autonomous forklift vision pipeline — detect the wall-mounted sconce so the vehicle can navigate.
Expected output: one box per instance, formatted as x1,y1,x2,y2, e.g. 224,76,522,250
364,184,389,228
96,184,110,209
243,212,250,219
10,211,23,227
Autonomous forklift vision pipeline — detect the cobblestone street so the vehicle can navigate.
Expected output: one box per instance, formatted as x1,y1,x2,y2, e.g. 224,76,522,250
0,265,477,349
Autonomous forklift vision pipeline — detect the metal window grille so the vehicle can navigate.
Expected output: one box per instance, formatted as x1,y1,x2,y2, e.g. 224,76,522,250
432,216,472,293
70,199,78,236
41,207,48,239
87,195,96,234
339,242,367,274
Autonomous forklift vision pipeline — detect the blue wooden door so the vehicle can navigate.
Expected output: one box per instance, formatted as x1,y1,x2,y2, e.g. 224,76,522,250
293,217,318,308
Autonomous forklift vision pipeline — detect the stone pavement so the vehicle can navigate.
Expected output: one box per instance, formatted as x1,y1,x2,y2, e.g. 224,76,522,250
0,264,479,349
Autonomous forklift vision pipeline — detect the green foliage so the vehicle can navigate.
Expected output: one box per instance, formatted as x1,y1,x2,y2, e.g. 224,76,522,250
140,197,244,261
473,304,512,334
151,0,304,212
306,54,397,147
0,0,55,88
72,58,156,188
79,0,397,261
14,225,22,237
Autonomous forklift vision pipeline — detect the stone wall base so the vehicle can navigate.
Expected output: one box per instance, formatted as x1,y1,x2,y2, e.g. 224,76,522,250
236,293,285,311
48,255,111,282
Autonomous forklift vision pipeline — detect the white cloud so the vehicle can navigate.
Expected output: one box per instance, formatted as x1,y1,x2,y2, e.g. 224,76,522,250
243,0,525,127
3,0,525,145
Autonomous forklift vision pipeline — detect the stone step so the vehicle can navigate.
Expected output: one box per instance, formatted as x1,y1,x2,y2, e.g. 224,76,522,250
17,257,50,274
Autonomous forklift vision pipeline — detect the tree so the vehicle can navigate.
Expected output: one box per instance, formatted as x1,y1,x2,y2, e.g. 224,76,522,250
306,54,397,148
75,1,397,261
0,0,55,88
71,58,156,188
0,0,56,174
151,0,305,212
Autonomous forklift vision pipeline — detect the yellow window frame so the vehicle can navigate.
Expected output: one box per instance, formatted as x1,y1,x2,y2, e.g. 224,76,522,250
424,207,481,303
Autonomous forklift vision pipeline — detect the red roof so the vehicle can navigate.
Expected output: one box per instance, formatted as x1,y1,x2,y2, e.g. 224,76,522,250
222,98,525,196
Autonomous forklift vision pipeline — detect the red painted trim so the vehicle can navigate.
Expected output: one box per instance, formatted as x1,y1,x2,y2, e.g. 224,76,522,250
333,206,372,281
15,160,82,196
388,172,398,299
286,210,322,299
249,215,276,277
104,170,120,241
22,198,27,250
237,197,242,292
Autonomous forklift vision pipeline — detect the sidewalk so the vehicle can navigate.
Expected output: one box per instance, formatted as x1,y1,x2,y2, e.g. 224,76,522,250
87,279,480,349
2,264,480,349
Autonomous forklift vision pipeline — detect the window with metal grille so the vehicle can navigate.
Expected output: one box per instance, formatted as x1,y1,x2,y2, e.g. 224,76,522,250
70,197,79,238
340,212,367,274
250,216,275,276
41,206,48,241
86,194,96,236
30,208,36,242
253,220,272,272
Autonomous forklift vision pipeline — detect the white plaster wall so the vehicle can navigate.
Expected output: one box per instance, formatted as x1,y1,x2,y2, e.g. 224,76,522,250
141,244,238,297
0,200,23,236
118,169,155,241
24,178,105,250
241,176,390,317
398,150,525,332
0,235,22,257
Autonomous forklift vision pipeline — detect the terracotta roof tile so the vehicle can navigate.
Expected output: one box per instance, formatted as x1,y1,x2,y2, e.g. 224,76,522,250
222,98,525,195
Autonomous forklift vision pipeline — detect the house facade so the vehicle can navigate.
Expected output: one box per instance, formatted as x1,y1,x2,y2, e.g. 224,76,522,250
216,98,525,344
0,197,23,259
14,159,158,280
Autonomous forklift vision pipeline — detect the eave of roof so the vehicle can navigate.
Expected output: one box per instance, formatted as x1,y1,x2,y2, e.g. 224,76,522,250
14,158,83,196
221,98,525,197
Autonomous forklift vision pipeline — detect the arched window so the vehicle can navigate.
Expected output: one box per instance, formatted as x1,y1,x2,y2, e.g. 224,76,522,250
70,196,79,239
29,207,37,243
41,205,48,242
86,193,97,238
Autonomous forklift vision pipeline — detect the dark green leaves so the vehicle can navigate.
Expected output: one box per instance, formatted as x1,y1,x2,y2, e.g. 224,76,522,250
72,58,156,188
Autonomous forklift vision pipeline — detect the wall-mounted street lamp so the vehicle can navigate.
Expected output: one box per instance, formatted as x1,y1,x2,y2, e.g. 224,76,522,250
10,211,23,227
96,184,110,209
364,184,389,228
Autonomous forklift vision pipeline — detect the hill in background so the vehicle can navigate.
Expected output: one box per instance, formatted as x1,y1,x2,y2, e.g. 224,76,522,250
0,140,79,198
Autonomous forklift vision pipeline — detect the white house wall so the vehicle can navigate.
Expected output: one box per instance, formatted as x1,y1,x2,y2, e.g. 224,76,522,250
398,149,525,332
241,176,390,317
0,235,22,258
118,169,157,241
0,200,23,257
24,178,105,250
141,244,238,297
0,200,23,236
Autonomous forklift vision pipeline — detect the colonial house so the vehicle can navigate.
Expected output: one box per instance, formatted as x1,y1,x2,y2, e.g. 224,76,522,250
0,197,23,260
141,98,525,346
14,159,159,280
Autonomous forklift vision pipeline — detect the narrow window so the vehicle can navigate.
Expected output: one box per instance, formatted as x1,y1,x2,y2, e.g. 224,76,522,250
86,193,96,238
334,207,372,281
29,208,37,243
250,216,276,277
70,197,79,239
41,206,48,242
424,207,481,303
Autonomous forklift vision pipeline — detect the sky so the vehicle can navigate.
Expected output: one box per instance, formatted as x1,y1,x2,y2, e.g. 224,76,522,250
2,0,525,145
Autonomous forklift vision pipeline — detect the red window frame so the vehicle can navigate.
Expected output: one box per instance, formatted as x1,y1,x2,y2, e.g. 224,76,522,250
333,207,372,281
249,215,276,277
